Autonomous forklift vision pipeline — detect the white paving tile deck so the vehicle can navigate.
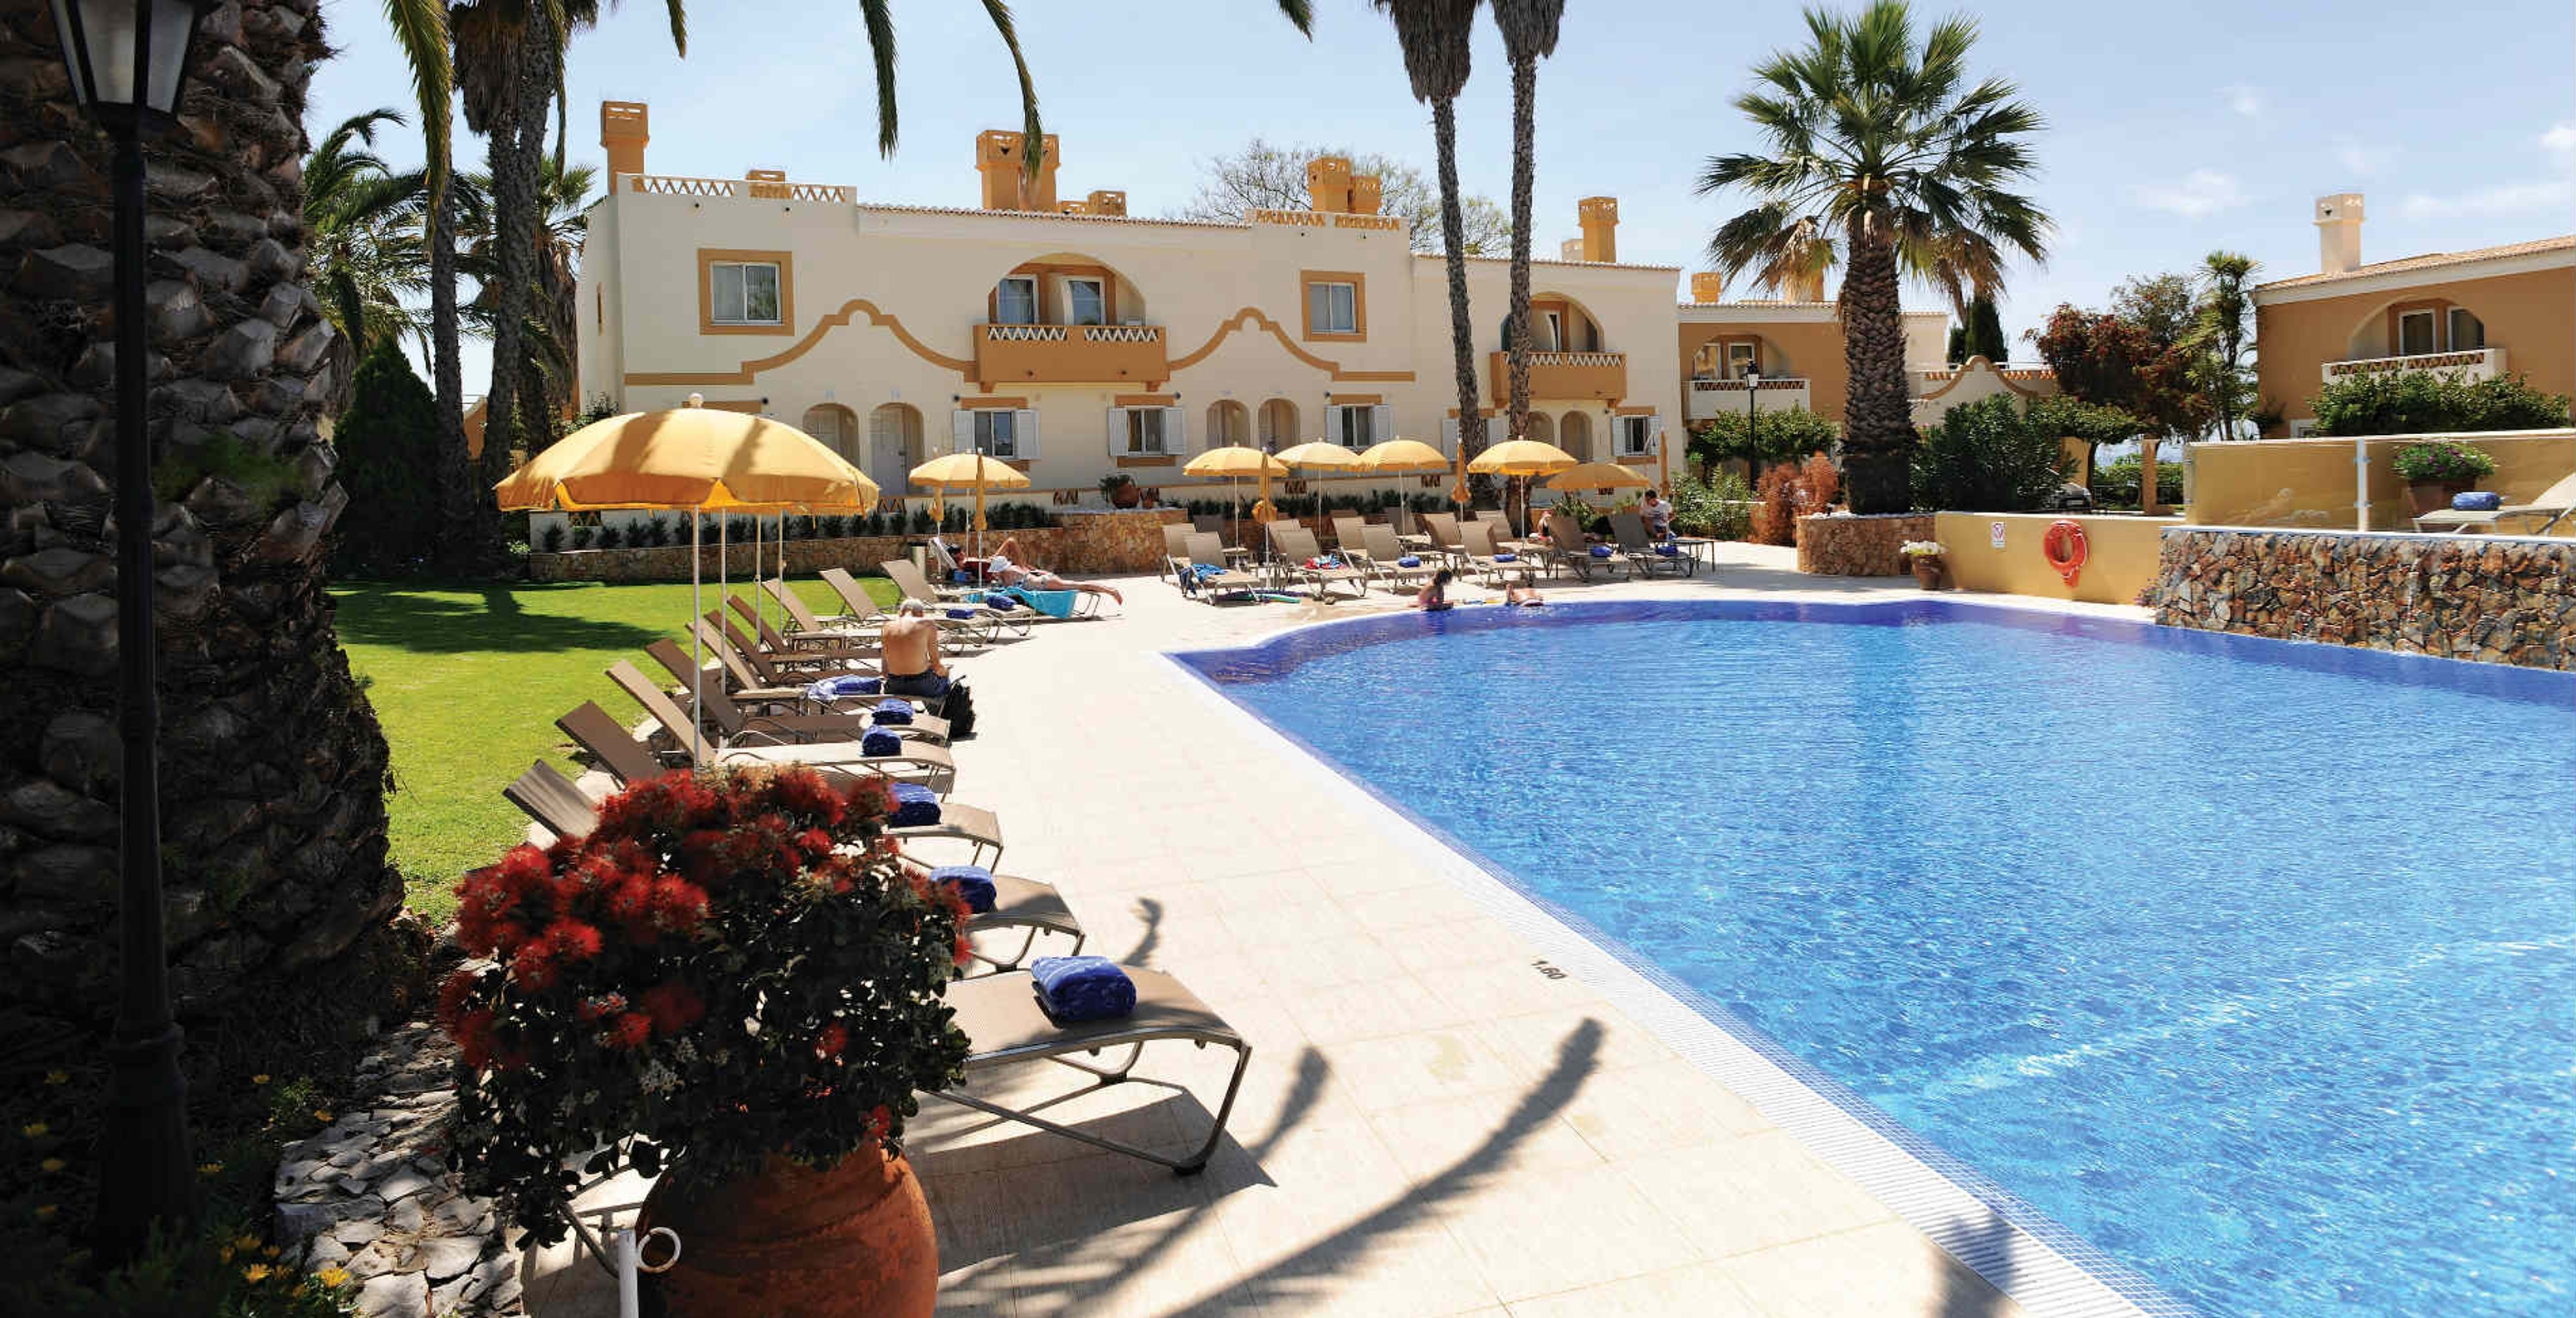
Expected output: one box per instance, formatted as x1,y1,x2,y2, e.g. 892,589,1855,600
526,544,2161,1318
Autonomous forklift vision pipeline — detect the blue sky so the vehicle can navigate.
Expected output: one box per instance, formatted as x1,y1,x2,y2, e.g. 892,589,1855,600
308,0,2576,390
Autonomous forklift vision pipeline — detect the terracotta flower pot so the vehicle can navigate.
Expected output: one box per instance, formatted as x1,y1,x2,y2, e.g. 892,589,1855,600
1910,555,1944,590
640,1145,937,1318
2405,481,2466,515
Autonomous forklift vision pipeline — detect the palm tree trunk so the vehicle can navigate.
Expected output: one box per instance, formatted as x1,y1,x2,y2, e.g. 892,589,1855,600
1432,97,1486,491
0,0,396,1038
1840,215,1913,514
1504,54,1536,451
427,178,477,572
478,2,558,505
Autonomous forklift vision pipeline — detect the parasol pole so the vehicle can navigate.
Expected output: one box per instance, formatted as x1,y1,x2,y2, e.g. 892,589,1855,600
689,507,704,761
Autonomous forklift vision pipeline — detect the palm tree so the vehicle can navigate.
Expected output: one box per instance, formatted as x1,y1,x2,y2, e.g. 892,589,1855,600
0,0,398,1037
2193,250,2258,441
1698,2,2049,512
1374,0,1487,479
305,110,432,412
461,160,598,450
1492,0,1563,461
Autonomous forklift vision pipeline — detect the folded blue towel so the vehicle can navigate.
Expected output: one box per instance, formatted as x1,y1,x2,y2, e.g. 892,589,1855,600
950,569,973,584
1028,955,1136,1021
1588,544,1612,558
2452,491,2502,511
930,865,997,913
1654,543,1680,556
1185,564,1224,583
871,699,913,725
889,783,940,827
861,727,901,757
1493,552,1516,562
946,607,979,620
1397,555,1422,568
807,675,882,701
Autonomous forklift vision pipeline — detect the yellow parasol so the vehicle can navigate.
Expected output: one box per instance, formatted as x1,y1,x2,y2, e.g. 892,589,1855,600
1274,439,1363,531
1468,439,1577,538
1544,461,1649,491
495,402,876,512
1354,438,1450,474
1185,446,1289,546
908,452,1030,559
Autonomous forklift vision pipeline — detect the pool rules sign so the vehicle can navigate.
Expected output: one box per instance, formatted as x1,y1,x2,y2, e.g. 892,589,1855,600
1990,520,2007,549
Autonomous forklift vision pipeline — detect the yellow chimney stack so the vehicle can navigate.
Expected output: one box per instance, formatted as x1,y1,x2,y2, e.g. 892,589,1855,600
1578,196,1618,263
1349,174,1383,216
975,129,1061,211
600,100,647,191
1306,156,1354,213
745,168,788,199
1559,237,1586,261
1690,272,1725,303
1086,188,1126,217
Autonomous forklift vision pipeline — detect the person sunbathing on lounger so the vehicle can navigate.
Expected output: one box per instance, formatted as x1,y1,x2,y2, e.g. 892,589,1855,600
1505,586,1545,607
1414,569,1455,612
880,602,950,697
988,536,1125,605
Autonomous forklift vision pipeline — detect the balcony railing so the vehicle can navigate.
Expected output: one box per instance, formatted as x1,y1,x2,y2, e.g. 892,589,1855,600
621,173,858,203
1488,349,1627,403
1248,208,1406,232
973,323,1168,388
2322,346,2505,383
1684,375,1810,421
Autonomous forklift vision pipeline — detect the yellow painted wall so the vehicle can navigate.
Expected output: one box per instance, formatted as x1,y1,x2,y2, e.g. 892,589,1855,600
2253,261,2574,434
2187,430,2576,531
1933,512,2176,606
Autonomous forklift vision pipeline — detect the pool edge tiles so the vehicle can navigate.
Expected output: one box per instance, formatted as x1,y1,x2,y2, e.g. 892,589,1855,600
1164,600,2254,1318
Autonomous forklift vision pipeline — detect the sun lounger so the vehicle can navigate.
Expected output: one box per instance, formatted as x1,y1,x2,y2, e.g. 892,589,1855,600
606,660,959,795
502,759,598,842
1610,512,1690,578
1418,511,1468,564
646,639,953,744
926,964,1251,1173
728,593,888,664
2411,471,2576,535
1159,522,1193,582
1329,515,1369,555
709,611,881,684
822,566,1023,643
1356,524,1437,592
1266,523,1368,601
1544,510,1620,582
1178,532,1265,602
558,701,1004,867
1459,520,1537,587
886,559,1081,626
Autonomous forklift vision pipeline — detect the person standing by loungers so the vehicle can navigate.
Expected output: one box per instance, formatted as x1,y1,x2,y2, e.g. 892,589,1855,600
880,602,950,697
988,537,1125,606
1641,489,1675,540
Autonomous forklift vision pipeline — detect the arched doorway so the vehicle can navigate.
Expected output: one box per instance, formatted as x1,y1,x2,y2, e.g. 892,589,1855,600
1206,399,1250,449
1559,410,1593,461
867,403,924,495
1522,412,1555,447
803,404,861,466
1258,398,1299,450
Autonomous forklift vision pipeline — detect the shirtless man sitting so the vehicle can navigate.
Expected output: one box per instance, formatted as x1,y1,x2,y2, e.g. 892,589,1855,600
878,602,949,697
987,536,1124,605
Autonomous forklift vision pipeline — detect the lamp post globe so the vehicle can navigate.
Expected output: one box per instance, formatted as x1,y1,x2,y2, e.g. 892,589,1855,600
50,0,209,1262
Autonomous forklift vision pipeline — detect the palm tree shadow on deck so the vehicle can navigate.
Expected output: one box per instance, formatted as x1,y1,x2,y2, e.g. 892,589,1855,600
330,581,666,654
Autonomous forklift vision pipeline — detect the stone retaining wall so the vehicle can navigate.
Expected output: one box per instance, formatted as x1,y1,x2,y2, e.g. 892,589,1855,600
2151,528,2576,669
1795,513,1936,576
528,510,1183,583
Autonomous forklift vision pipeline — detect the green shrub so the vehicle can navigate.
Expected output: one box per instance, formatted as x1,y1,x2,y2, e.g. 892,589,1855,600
2312,369,2569,437
325,343,446,574
596,525,623,549
540,523,565,553
1910,396,2067,513
2090,455,2186,509
570,525,595,550
2390,441,2498,486
1687,406,1841,474
1670,469,1754,539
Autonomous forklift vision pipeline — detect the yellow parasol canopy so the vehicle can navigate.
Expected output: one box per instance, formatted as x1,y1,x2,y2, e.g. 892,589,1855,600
1273,440,1364,470
1183,446,1290,478
1355,438,1451,473
907,452,1031,491
1544,461,1650,491
494,403,876,512
1467,439,1578,476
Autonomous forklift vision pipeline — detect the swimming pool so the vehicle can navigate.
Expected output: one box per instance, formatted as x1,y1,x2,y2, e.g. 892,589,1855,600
1175,600,2576,1318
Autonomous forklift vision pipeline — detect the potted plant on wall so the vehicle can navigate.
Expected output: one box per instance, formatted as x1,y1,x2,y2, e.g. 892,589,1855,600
1900,539,1948,589
444,767,973,1318
2391,441,2498,515
1098,472,1142,509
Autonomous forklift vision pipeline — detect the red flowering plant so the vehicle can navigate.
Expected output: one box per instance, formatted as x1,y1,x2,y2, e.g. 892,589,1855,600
442,766,973,1244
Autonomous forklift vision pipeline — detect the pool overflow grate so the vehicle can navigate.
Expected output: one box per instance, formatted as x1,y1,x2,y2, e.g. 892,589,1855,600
1164,603,2230,1318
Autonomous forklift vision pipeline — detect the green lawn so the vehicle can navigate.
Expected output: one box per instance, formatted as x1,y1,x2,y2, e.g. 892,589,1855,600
330,576,900,920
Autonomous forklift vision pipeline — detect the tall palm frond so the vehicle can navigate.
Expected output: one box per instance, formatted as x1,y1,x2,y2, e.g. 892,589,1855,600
379,0,452,200
1373,0,1486,484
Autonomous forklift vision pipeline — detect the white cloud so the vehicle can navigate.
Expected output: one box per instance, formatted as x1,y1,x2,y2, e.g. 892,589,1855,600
2334,139,2388,178
2400,179,2576,219
2224,84,2265,117
2545,122,2576,159
2129,170,2247,218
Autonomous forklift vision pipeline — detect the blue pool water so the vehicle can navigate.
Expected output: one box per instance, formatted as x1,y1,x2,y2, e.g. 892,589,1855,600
1178,601,2576,1318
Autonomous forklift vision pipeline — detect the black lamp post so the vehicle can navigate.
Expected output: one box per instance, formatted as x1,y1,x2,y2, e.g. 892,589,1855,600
50,0,207,1262
1743,366,1762,485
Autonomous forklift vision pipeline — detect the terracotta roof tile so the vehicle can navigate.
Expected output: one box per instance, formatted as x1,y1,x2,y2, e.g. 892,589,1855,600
2258,234,2574,289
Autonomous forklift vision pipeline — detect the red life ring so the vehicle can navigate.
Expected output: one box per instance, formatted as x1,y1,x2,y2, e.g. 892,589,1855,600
2042,519,2089,588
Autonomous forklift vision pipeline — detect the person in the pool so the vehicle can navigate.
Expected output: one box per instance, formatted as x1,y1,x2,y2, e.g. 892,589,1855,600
987,536,1124,605
1504,586,1545,606
1413,569,1455,612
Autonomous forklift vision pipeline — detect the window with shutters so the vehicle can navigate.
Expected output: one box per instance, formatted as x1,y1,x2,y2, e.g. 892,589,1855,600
1125,408,1168,455
1334,405,1377,448
993,276,1037,325
710,261,781,325
973,410,1017,458
1617,415,1654,456
1300,271,1368,340
2448,308,2485,351
1063,277,1106,326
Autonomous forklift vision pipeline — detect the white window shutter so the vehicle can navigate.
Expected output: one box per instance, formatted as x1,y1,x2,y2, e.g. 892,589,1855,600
1440,415,1459,454
950,409,976,453
1105,406,1126,456
1648,412,1664,455
1164,406,1185,454
1323,404,1345,447
1015,408,1039,461
1370,404,1392,447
